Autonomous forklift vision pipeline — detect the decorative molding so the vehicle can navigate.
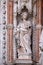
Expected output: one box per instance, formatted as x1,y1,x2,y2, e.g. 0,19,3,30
1,0,7,65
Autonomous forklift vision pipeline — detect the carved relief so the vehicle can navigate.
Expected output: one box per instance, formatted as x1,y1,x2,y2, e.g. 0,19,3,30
0,0,41,64
14,0,32,59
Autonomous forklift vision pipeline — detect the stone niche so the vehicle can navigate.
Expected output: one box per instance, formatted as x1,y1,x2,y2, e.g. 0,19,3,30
13,0,33,60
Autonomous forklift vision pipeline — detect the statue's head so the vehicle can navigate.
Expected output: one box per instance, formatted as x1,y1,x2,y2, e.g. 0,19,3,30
21,6,29,20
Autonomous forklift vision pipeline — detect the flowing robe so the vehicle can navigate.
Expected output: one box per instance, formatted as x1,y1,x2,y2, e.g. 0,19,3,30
15,20,32,59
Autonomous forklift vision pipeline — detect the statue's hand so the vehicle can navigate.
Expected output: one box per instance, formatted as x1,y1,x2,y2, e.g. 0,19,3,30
20,28,27,32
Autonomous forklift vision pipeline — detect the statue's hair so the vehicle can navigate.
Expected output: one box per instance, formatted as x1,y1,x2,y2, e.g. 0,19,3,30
21,6,29,13
21,6,29,20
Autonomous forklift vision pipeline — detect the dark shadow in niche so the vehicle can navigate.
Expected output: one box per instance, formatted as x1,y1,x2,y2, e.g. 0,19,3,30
16,13,21,26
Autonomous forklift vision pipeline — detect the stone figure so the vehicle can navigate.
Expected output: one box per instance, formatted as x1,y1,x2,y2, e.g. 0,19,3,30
15,6,32,59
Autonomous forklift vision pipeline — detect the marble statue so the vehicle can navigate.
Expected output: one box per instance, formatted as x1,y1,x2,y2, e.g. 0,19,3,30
15,6,32,59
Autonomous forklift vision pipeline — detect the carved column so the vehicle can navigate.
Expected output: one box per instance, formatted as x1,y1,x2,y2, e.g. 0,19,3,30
32,0,41,64
13,0,18,60
7,0,13,62
32,0,41,63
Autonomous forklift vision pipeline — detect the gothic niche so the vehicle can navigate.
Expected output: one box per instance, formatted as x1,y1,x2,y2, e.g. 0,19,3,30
14,6,32,59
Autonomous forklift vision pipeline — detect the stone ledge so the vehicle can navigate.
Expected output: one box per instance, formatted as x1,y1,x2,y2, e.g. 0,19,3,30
13,59,32,64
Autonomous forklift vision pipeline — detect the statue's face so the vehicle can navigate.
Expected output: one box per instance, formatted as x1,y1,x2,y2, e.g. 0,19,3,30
21,12,28,20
